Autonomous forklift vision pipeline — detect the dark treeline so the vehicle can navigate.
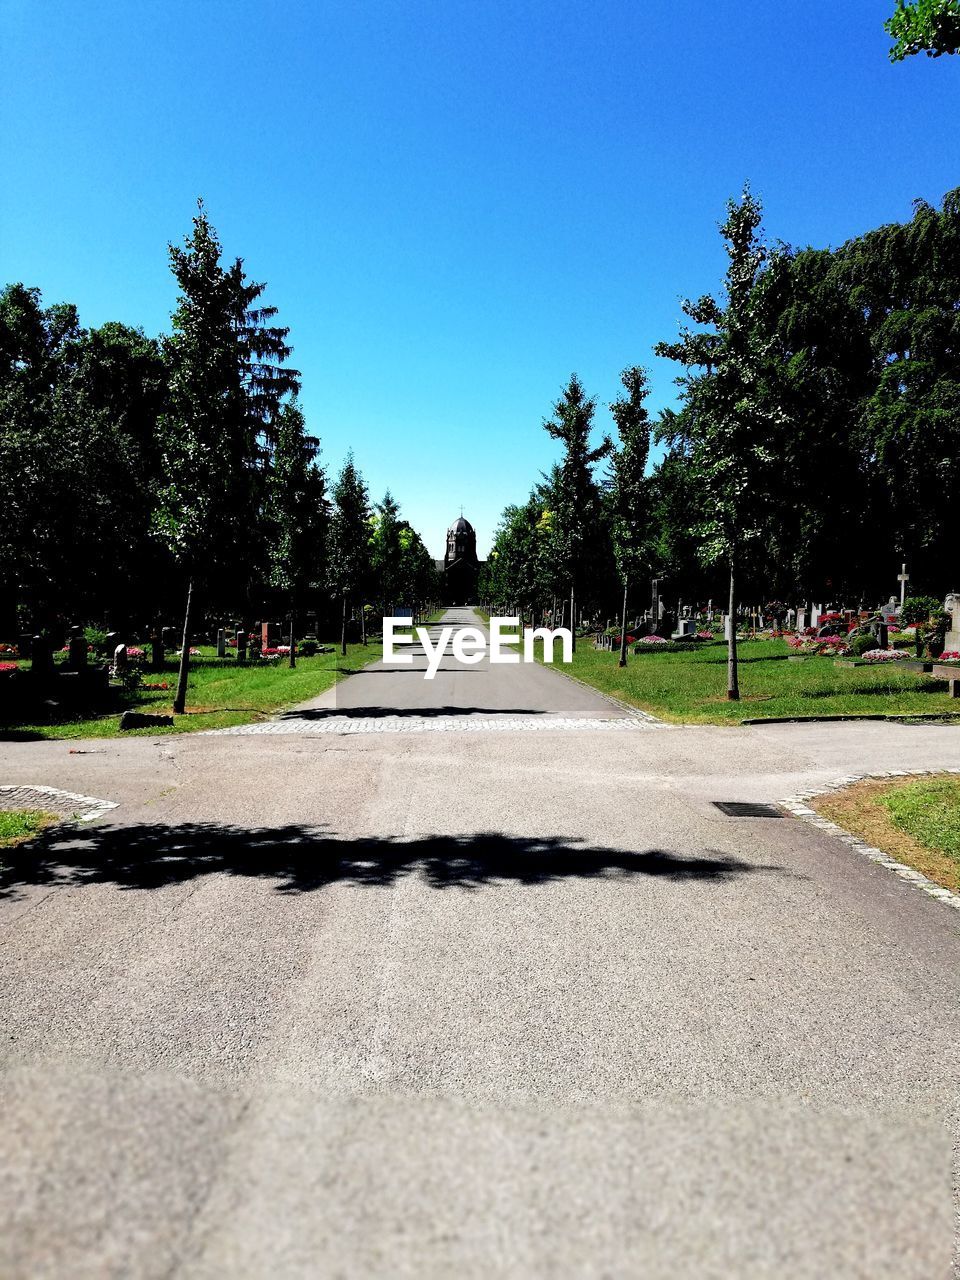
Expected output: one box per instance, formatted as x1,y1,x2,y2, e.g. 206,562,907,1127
0,205,439,651
482,187,960,637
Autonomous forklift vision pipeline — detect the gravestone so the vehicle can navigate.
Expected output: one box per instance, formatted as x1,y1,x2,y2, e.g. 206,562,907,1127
30,635,54,678
216,628,226,658
943,593,960,653
880,596,899,625
67,626,87,670
235,630,248,664
105,631,119,660
261,621,281,650
113,643,128,675
810,606,820,630
673,619,696,639
796,607,807,632
151,632,164,671
162,626,177,649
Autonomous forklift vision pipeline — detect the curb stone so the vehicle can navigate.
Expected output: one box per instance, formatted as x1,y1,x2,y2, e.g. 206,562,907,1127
780,768,960,912
0,784,118,824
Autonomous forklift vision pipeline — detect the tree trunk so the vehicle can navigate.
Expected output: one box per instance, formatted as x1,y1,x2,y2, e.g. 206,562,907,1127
618,579,629,668
570,583,576,654
288,608,296,669
727,559,740,701
340,594,348,657
361,604,367,646
173,578,194,715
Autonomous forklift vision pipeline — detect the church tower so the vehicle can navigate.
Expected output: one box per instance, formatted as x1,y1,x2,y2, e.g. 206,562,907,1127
442,515,480,604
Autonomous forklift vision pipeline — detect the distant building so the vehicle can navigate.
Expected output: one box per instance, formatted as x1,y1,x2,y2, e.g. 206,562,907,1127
437,515,483,604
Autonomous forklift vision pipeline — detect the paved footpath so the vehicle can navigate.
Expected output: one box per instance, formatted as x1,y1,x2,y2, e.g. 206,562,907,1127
1,611,959,1277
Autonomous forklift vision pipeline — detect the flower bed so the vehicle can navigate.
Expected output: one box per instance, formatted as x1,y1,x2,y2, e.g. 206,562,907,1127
786,635,850,657
861,648,910,663
633,636,687,654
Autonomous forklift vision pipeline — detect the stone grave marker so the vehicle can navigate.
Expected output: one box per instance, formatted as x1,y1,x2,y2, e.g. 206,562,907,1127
216,628,226,658
30,635,55,677
943,593,960,653
67,626,87,670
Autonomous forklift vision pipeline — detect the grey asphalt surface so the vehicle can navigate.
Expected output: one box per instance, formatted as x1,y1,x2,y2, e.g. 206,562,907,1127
1,610,959,1277
301,607,634,719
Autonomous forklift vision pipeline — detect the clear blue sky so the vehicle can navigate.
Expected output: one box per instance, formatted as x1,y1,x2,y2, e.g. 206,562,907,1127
3,1,958,557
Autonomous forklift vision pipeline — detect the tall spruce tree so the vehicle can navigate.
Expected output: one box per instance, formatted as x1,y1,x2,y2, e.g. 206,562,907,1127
543,374,611,650
327,454,371,655
264,401,327,667
609,366,652,667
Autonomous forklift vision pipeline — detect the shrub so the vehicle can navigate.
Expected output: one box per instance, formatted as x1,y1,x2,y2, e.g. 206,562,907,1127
84,626,108,652
849,633,878,657
299,639,318,657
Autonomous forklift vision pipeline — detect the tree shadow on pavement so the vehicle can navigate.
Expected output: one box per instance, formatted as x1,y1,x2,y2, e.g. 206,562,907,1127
0,824,786,898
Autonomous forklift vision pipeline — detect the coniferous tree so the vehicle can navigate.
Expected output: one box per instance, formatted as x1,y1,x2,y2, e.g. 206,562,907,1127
264,401,327,666
609,366,652,666
327,454,371,655
543,374,611,649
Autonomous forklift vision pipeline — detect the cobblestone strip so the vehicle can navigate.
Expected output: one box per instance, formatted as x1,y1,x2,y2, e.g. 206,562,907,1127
0,784,118,824
202,715,660,737
780,768,960,912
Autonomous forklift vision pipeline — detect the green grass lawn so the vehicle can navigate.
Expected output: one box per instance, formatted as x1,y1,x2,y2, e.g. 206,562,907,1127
882,774,960,859
0,809,60,848
527,634,960,724
2,641,383,740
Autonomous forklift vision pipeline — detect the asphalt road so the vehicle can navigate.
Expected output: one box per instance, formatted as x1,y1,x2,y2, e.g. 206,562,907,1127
1,610,959,1277
296,607,633,720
